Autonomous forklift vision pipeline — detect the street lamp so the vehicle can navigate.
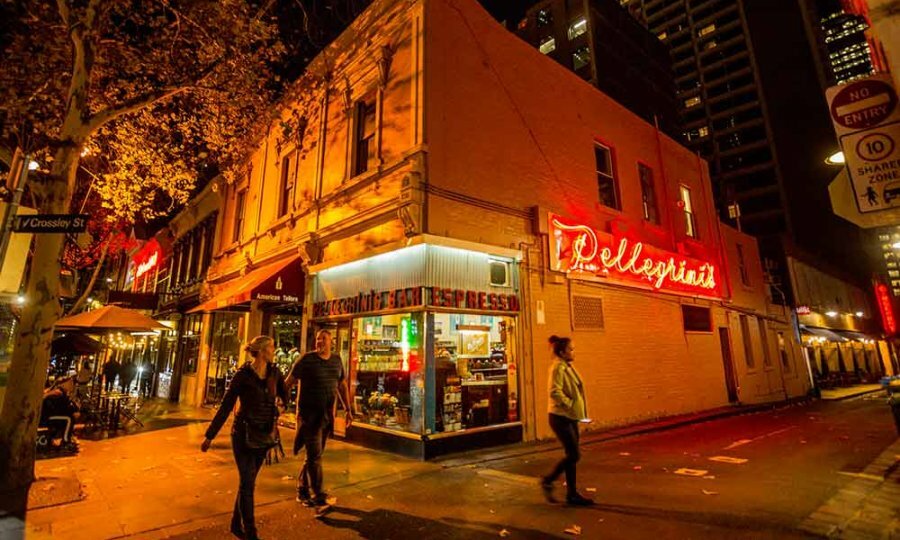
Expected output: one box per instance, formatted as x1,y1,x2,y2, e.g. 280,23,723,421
825,151,845,165
16,295,25,305
855,311,864,317
825,310,838,317
27,160,39,171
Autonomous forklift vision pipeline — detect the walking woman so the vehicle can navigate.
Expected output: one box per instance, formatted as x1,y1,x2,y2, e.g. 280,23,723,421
541,335,594,506
201,336,289,539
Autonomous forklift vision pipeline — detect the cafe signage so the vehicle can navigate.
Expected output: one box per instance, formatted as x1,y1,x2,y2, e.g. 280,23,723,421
313,286,520,317
549,213,721,297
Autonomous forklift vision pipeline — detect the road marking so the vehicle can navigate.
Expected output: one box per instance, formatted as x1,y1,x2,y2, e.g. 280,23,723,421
724,439,751,450
709,456,748,464
836,471,884,482
476,468,538,486
722,426,796,451
674,468,708,477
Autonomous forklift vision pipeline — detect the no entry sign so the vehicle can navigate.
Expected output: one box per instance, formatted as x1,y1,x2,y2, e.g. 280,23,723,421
827,74,900,136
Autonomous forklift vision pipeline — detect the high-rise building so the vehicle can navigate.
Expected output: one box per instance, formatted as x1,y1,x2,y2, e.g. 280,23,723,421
808,0,888,86
614,0,873,300
515,0,680,136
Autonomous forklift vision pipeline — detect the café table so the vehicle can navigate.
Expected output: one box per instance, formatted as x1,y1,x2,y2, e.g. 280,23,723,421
100,393,131,432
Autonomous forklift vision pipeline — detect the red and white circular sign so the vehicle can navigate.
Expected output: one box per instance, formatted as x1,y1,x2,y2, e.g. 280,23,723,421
830,79,898,130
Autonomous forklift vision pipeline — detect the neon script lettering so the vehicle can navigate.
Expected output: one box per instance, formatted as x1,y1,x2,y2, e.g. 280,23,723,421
550,216,718,294
135,252,159,278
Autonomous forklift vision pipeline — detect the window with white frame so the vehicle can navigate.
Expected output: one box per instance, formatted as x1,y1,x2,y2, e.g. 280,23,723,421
279,150,298,217
233,189,247,244
740,314,755,368
680,185,697,238
638,163,658,224
595,143,619,210
353,99,377,177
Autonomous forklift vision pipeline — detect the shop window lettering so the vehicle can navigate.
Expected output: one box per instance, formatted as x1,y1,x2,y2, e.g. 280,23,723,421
313,287,520,317
549,214,719,296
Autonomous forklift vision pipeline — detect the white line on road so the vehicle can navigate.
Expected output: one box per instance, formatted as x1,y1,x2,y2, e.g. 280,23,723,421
722,426,796,451
724,439,751,450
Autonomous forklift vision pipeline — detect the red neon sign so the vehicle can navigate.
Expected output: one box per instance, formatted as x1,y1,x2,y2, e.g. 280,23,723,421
133,239,161,279
875,283,896,335
549,214,720,297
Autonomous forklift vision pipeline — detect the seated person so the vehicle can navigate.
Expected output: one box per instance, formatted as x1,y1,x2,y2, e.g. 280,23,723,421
40,377,80,448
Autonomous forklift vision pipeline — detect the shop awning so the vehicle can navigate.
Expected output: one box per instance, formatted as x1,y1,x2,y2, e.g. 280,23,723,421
834,330,879,342
188,255,304,314
800,326,848,342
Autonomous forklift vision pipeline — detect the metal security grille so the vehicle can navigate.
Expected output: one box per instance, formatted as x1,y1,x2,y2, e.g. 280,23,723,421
571,295,604,330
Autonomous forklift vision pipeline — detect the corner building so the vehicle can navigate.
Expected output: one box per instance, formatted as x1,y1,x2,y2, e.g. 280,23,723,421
200,0,810,458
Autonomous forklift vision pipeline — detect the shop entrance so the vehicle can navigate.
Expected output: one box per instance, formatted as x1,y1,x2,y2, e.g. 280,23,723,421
309,320,353,436
719,327,739,403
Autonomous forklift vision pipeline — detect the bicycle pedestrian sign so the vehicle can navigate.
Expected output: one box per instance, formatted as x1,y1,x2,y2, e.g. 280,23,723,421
841,122,900,212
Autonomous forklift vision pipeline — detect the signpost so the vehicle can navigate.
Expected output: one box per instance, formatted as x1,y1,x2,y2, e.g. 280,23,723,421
11,214,88,234
826,74,900,213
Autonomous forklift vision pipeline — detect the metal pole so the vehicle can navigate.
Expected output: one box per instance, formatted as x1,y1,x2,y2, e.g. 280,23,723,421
0,152,30,271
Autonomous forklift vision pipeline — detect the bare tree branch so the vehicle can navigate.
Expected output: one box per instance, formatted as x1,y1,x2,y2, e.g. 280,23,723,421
65,236,109,316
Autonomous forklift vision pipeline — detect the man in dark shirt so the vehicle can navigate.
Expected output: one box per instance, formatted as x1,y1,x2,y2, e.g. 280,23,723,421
285,329,352,511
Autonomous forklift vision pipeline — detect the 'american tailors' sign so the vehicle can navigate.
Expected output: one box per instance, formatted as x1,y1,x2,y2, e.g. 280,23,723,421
313,287,520,318
549,214,721,297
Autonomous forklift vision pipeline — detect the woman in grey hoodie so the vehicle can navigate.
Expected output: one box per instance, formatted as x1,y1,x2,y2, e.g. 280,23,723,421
541,335,594,506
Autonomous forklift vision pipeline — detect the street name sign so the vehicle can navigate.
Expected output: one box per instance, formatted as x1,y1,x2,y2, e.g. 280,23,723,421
826,74,900,137
12,214,88,233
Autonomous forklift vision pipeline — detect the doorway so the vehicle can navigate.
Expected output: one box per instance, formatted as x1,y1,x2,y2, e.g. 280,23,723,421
309,321,353,437
719,327,739,403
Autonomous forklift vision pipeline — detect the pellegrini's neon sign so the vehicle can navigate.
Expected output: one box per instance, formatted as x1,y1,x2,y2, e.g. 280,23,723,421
549,214,720,297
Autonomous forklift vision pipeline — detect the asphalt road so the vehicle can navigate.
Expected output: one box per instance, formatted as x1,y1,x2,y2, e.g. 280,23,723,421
172,395,899,539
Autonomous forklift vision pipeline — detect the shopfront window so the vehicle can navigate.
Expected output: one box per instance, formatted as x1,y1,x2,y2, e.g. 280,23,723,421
433,313,518,433
205,312,244,404
350,313,424,434
272,314,303,377
179,314,203,374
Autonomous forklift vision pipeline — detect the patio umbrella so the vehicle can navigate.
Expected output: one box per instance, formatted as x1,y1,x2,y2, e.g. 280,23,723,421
51,333,104,356
55,305,168,333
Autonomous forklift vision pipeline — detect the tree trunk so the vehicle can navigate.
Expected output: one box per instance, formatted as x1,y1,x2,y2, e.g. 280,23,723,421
66,239,110,316
0,142,81,524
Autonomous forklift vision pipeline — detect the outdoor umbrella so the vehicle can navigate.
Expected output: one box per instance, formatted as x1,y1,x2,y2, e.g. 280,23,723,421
55,305,168,333
51,333,104,356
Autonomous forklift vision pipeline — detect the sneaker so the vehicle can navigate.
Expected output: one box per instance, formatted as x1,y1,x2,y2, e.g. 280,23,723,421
313,500,333,518
296,490,313,507
313,494,337,506
540,479,557,503
566,493,595,506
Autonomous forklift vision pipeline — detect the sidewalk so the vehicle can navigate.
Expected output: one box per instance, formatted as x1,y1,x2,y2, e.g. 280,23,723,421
23,420,437,540
800,437,900,538
820,385,886,401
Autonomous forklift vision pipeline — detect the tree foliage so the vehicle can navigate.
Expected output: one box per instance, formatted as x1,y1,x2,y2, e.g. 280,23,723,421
1,0,286,208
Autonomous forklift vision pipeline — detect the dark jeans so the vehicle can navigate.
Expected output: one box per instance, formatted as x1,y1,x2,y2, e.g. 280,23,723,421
231,428,267,536
545,413,581,497
297,420,329,501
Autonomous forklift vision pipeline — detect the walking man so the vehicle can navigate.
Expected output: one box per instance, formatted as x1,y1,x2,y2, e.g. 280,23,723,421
285,329,352,514
102,357,120,393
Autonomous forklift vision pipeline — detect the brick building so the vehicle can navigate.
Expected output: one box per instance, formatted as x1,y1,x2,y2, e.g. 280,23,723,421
190,0,809,456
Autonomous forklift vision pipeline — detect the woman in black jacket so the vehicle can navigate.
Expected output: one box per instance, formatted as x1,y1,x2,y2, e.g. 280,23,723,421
201,335,288,540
